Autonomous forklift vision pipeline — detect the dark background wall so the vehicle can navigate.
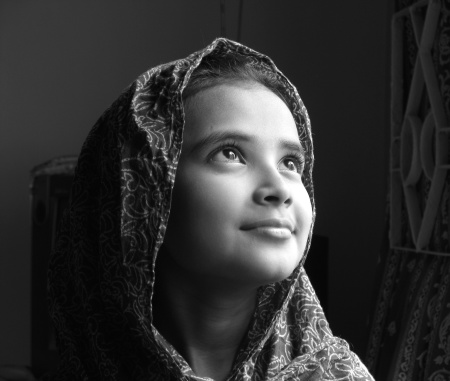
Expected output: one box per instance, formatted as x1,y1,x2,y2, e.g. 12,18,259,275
0,0,390,366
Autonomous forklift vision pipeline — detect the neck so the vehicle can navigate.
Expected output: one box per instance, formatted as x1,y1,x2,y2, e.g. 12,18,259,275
153,250,257,381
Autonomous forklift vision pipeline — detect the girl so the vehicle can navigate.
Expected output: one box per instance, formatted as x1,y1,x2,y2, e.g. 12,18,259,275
45,38,374,381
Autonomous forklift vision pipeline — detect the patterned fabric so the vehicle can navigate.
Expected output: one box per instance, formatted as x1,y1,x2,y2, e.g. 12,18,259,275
44,38,374,381
366,1,450,379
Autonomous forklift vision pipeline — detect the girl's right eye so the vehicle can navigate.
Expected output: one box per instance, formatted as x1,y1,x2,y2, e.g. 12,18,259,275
211,148,243,163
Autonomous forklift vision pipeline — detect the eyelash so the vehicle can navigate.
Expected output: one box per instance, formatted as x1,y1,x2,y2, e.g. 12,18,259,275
283,152,306,174
210,139,305,174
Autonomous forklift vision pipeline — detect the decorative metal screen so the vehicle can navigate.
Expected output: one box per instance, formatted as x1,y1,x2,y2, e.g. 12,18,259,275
390,0,450,255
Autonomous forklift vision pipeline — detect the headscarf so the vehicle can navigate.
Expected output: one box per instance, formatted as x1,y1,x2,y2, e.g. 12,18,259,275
44,38,374,381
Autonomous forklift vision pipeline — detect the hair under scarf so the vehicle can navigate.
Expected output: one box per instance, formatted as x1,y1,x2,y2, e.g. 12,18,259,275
44,38,374,381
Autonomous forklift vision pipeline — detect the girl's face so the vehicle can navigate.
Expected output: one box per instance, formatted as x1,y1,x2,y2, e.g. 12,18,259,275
163,83,312,288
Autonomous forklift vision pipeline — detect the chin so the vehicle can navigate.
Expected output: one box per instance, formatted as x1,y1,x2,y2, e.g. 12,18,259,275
239,256,300,287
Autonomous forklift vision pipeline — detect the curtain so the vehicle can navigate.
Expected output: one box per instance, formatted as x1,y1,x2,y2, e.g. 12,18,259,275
366,1,450,380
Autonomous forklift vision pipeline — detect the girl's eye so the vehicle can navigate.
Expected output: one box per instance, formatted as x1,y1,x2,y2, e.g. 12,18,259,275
279,158,303,173
211,148,243,163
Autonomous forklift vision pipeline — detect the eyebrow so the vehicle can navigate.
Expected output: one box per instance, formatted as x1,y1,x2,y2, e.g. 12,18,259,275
189,130,305,157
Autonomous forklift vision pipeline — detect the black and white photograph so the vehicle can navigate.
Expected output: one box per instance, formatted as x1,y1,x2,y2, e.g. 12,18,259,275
1,1,449,380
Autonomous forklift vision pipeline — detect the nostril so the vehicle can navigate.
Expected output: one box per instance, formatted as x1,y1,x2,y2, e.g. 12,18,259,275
264,195,279,203
283,196,293,206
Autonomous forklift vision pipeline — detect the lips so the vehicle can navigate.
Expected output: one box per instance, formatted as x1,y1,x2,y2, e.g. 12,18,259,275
240,218,295,233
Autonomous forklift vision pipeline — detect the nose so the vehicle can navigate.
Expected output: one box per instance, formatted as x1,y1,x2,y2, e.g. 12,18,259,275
252,166,293,207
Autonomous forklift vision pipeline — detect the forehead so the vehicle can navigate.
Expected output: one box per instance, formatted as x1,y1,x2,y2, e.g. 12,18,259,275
182,83,300,148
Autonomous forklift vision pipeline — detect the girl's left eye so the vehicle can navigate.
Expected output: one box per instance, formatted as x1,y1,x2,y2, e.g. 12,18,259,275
279,158,303,173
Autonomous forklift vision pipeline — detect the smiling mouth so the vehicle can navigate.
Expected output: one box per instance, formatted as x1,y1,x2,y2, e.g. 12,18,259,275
240,218,294,239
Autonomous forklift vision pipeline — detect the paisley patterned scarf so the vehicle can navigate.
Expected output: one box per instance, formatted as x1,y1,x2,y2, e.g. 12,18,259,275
44,38,374,381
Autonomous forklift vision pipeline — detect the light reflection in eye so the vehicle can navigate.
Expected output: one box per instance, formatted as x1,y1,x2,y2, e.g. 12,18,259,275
211,147,242,163
222,149,238,161
284,159,297,172
279,157,304,174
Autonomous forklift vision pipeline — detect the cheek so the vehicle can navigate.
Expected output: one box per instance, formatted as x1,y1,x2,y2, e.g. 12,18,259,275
163,171,249,276
297,188,312,243
166,171,246,243
297,186,313,225
294,186,313,249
